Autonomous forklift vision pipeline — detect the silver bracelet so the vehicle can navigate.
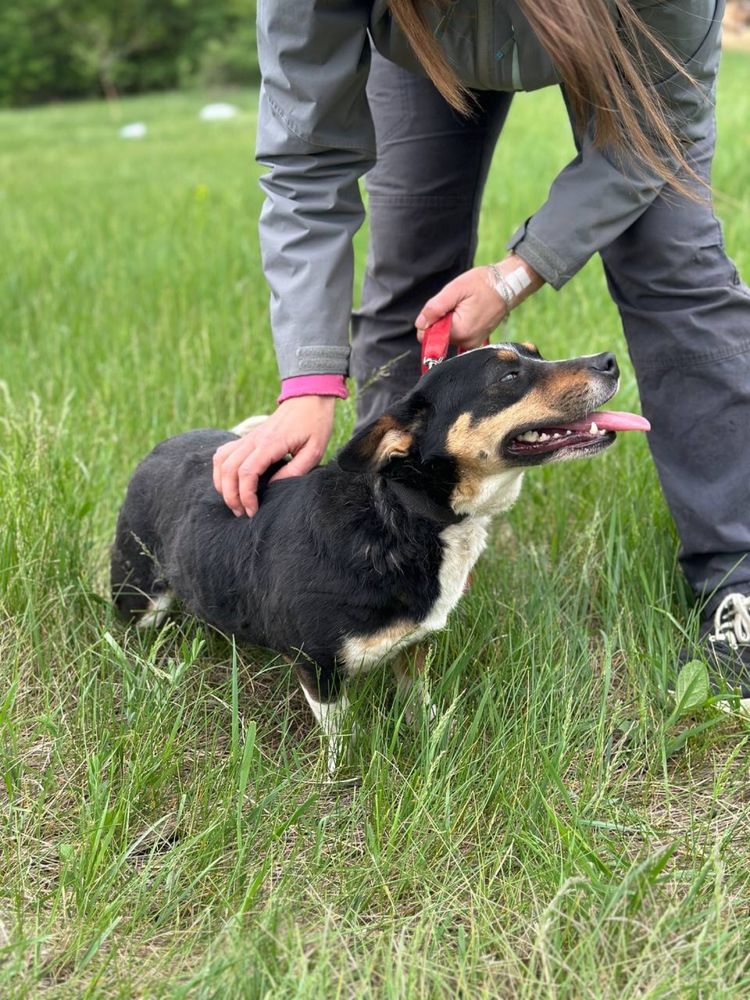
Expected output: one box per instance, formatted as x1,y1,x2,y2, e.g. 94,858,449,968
487,264,513,321
487,262,532,320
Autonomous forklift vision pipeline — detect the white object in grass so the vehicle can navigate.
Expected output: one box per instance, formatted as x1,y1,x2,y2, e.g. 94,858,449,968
119,122,147,139
199,103,238,122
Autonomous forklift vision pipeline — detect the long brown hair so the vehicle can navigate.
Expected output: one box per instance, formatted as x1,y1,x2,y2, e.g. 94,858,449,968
388,0,703,196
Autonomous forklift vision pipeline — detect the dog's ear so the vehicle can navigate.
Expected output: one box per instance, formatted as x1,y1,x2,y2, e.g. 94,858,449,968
338,397,424,473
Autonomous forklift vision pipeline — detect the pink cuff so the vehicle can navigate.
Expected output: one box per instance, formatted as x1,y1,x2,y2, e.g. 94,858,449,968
277,374,348,403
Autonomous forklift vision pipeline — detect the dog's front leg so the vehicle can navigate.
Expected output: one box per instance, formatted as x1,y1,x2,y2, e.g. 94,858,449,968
391,646,437,724
295,664,351,776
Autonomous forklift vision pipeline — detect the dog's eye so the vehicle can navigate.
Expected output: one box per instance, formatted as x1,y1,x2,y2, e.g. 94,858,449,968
500,371,519,383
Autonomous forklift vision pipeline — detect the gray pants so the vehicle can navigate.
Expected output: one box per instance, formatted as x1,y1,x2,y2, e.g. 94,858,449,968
351,53,750,607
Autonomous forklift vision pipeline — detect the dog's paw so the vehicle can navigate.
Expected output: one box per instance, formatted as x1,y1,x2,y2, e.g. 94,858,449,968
136,592,174,629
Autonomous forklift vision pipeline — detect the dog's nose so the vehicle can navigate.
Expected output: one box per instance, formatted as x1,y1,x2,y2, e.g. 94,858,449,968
588,352,619,378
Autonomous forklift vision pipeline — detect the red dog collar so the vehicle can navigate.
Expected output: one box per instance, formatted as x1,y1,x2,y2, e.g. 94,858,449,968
420,313,489,375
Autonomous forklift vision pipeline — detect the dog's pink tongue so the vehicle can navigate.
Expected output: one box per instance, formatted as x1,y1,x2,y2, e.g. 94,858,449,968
561,410,651,432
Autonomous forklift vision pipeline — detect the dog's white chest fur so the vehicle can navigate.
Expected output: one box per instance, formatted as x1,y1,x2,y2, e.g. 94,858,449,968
341,471,523,675
420,517,489,632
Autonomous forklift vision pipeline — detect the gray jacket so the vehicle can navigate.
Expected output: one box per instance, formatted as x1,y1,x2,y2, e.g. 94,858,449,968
256,0,723,380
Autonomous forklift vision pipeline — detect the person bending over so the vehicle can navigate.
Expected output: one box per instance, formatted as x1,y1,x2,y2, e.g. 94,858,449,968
213,0,750,686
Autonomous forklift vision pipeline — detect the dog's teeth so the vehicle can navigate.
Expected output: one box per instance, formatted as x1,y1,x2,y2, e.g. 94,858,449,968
538,432,550,442
565,430,573,436
552,432,561,438
519,430,540,443
589,422,598,435
598,428,607,436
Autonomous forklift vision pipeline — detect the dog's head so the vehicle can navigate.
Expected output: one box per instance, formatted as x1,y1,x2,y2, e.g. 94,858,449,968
338,343,648,515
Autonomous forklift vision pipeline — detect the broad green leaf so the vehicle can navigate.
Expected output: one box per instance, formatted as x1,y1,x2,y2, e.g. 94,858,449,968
673,660,710,718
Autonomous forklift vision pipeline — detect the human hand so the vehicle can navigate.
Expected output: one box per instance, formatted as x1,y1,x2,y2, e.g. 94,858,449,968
212,395,336,517
414,255,543,349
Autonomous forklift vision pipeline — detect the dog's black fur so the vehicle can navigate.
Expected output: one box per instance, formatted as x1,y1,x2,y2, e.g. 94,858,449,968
112,344,621,753
111,428,457,699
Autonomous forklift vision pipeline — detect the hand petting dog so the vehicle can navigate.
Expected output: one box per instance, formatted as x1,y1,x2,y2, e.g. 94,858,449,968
212,395,335,518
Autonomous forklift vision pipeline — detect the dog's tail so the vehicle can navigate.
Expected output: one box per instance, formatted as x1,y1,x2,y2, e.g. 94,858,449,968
229,415,268,436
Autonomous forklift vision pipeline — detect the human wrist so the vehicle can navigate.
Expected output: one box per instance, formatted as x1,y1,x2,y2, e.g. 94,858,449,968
277,374,348,404
486,256,543,316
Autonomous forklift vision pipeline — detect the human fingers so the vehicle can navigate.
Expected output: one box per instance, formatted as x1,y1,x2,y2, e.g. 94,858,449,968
237,439,293,517
213,435,257,506
270,437,326,482
414,275,467,331
449,284,506,347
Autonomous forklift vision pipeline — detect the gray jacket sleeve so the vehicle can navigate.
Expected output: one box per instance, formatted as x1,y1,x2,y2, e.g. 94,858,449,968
255,0,375,380
508,0,724,289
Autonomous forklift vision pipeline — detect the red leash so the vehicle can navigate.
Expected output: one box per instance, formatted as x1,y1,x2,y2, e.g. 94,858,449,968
420,313,489,375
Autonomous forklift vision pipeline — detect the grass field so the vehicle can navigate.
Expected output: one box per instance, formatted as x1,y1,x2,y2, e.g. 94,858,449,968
1,53,750,997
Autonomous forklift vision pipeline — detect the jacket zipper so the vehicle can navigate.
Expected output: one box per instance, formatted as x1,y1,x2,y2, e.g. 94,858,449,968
477,0,494,88
434,0,459,40
511,26,522,89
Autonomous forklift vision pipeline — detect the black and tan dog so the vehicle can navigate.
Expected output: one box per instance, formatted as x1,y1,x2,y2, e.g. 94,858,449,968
111,344,649,768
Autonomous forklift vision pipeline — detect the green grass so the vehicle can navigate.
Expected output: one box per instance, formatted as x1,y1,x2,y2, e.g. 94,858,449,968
2,54,750,997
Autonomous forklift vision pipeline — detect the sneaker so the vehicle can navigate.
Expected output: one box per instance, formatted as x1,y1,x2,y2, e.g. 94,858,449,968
698,592,750,703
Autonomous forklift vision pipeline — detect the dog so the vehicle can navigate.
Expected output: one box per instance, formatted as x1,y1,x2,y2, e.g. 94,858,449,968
111,343,649,770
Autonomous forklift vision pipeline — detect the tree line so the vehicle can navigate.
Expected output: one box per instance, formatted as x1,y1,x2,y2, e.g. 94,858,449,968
0,0,258,106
